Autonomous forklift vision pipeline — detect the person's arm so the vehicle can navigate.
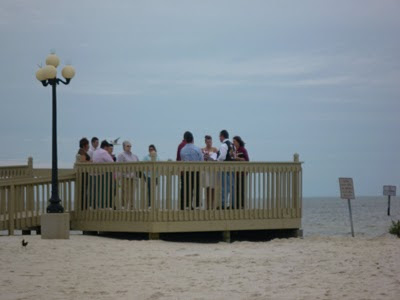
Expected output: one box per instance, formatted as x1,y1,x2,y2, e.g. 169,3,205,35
243,148,249,161
198,148,204,161
217,144,228,161
105,152,114,163
176,145,182,161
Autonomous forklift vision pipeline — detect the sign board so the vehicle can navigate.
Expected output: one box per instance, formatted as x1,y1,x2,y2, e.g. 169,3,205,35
383,185,396,197
339,178,355,199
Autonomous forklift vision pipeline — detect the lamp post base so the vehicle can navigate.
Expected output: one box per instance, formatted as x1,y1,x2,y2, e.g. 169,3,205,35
41,213,70,239
47,199,64,213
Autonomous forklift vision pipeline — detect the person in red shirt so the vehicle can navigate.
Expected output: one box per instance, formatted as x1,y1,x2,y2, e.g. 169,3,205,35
177,132,189,209
176,132,188,161
233,136,250,209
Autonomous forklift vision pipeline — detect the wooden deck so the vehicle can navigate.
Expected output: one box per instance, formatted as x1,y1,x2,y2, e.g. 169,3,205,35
1,155,303,237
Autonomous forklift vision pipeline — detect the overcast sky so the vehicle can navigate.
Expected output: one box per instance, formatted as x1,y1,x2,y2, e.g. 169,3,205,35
0,0,399,196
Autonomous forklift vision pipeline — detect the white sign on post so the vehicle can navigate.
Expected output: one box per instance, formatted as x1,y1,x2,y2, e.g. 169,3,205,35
339,177,355,237
383,185,396,197
339,178,355,200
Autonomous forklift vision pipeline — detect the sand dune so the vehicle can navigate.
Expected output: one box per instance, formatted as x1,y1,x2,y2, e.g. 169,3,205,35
0,235,399,300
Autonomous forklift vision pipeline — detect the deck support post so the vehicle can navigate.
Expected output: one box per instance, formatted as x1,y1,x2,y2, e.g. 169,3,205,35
222,231,231,243
83,231,98,236
149,232,160,240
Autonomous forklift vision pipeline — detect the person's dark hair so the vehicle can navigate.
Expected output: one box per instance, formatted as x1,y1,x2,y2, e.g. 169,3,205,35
91,137,99,143
79,137,89,149
149,144,157,152
220,130,229,139
100,140,110,149
184,131,194,143
204,135,212,140
183,131,190,139
233,136,245,147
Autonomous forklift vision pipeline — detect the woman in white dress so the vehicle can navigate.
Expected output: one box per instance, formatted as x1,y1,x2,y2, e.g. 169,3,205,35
202,135,218,209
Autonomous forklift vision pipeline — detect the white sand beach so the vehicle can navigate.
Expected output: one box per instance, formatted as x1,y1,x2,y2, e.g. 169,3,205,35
1,234,399,300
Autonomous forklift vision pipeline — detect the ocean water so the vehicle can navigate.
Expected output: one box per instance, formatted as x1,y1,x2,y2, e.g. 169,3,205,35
302,196,400,237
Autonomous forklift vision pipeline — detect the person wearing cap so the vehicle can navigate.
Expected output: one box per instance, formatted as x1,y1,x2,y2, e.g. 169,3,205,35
117,141,140,208
117,141,139,163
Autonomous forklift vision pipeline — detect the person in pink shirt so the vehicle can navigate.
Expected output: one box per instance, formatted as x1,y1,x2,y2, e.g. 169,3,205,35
93,140,114,163
92,140,114,208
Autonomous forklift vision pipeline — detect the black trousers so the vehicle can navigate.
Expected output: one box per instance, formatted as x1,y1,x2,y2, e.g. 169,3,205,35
180,172,200,209
236,172,245,209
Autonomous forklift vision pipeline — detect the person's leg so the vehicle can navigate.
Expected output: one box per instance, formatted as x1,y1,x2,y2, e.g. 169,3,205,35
188,172,193,209
241,173,245,209
195,171,200,208
229,172,235,209
180,173,185,210
221,172,226,208
147,177,151,207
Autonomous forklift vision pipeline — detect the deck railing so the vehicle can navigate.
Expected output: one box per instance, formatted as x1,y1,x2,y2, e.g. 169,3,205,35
1,154,302,235
73,154,302,233
0,157,33,179
0,174,75,234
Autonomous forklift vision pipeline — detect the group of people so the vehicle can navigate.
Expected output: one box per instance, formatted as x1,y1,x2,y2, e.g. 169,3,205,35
76,129,249,209
77,137,158,164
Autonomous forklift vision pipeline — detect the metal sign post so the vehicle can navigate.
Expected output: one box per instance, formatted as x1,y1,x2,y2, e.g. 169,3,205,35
383,185,396,216
339,178,355,237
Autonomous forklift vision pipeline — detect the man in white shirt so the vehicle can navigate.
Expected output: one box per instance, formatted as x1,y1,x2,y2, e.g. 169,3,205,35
88,137,99,159
217,130,234,209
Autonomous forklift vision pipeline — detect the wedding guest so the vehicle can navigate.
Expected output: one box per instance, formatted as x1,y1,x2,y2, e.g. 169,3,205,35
232,136,249,162
233,136,250,208
180,132,203,209
108,144,117,162
93,140,114,163
117,141,139,163
143,144,159,206
177,132,189,211
143,144,160,162
117,141,139,209
88,137,99,159
176,132,189,161
76,137,91,163
76,137,91,210
92,140,114,208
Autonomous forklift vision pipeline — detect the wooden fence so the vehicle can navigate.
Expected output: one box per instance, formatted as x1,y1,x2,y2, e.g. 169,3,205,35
73,154,302,234
0,174,75,235
0,154,302,236
0,157,33,179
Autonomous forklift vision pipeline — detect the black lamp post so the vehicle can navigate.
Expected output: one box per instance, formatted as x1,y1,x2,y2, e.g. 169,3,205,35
36,54,75,213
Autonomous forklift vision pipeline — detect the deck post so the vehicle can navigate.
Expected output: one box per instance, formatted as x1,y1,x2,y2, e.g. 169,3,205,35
149,232,160,240
8,185,15,236
222,231,231,243
27,157,33,177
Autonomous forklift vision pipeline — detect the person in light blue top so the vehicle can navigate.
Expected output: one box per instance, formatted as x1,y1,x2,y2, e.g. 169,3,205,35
180,132,203,209
180,138,204,162
143,144,160,162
